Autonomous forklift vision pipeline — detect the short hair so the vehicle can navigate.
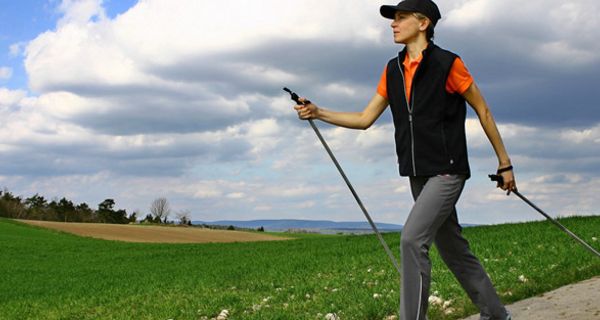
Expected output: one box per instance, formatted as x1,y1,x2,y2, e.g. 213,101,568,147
413,12,435,41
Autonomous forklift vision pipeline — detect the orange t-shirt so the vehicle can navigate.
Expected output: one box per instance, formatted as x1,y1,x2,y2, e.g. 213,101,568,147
376,54,473,102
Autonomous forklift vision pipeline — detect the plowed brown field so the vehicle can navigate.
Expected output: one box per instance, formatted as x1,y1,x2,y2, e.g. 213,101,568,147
19,220,289,243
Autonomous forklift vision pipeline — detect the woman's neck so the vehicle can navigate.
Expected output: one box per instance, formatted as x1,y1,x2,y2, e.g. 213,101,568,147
405,37,429,60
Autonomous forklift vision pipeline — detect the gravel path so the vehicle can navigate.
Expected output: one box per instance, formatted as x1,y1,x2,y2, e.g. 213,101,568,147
461,276,600,320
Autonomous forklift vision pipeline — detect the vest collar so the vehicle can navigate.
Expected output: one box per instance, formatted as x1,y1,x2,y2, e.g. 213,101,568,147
398,42,437,63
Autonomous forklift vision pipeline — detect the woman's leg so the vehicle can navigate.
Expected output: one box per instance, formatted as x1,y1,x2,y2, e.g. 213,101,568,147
401,175,466,320
434,209,509,319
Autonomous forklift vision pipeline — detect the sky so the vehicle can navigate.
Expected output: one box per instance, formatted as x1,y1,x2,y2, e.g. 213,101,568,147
0,0,599,225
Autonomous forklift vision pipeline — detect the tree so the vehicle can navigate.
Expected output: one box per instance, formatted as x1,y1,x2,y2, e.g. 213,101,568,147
150,197,171,224
112,209,129,224
24,194,47,210
97,199,115,223
56,197,75,222
24,194,48,220
75,203,94,222
128,210,140,223
0,188,25,219
175,209,191,225
141,213,153,223
96,199,127,224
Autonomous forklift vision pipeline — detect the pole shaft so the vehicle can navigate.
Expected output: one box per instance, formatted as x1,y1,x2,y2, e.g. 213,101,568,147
513,190,600,258
308,119,403,275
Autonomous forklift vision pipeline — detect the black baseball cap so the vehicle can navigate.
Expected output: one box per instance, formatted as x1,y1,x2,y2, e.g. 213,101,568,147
380,0,442,26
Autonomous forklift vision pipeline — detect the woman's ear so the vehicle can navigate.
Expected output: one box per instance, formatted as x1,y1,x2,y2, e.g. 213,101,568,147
419,18,431,32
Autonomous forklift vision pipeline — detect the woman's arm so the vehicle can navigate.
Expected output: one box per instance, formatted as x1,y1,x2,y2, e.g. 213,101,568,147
294,93,388,130
462,82,517,193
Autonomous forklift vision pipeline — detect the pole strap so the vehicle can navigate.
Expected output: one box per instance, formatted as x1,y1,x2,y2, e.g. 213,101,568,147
496,165,513,174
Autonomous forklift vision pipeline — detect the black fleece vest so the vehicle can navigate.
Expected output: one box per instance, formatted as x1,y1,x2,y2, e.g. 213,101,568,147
386,44,470,178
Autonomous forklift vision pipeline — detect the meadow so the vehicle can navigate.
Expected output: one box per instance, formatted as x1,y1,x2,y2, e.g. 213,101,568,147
1,216,599,320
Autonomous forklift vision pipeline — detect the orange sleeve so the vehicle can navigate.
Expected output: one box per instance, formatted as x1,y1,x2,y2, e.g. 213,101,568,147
446,57,473,95
376,65,388,100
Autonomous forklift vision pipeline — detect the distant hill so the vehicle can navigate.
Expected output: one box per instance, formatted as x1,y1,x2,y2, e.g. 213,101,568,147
193,219,403,232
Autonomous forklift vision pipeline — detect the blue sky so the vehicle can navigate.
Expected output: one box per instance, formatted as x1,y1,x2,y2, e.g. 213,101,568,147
1,0,599,225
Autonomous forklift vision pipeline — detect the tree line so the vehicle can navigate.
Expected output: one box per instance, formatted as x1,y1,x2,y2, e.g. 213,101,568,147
0,188,191,225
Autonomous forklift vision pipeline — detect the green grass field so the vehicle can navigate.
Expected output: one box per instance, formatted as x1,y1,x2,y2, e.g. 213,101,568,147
1,217,599,320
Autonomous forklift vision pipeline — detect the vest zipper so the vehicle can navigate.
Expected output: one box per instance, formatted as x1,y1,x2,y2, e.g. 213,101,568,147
397,54,417,176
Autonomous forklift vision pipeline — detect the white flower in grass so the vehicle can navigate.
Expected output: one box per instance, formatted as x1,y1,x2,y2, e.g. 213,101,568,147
444,307,455,315
216,309,229,320
443,300,452,309
592,237,597,242
325,313,339,320
428,295,443,305
518,275,529,283
373,293,382,299
385,316,398,320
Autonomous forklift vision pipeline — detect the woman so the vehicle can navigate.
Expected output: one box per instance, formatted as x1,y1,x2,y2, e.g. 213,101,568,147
294,0,515,319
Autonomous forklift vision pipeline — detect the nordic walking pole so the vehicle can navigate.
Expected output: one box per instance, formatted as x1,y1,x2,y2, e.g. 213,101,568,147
489,174,600,258
284,87,402,276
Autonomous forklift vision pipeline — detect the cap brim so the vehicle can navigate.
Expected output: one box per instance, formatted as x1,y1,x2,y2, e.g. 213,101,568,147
380,4,417,19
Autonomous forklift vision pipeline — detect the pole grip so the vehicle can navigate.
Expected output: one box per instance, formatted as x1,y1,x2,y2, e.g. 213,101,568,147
283,87,311,106
488,174,504,186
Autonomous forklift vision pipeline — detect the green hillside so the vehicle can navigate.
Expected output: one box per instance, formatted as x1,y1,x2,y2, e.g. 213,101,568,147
1,217,599,319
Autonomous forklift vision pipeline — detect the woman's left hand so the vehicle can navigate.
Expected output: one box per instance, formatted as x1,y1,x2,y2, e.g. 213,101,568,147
498,166,516,195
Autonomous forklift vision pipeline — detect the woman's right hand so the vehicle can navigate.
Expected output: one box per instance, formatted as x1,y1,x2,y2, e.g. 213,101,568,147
294,98,319,120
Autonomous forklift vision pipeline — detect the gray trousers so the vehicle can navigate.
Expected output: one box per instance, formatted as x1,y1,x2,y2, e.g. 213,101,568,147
400,175,509,320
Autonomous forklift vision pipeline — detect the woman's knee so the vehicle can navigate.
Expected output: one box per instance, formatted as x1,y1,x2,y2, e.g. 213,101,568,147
401,232,423,252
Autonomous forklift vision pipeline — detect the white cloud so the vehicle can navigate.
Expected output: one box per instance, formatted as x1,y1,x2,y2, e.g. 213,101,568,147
0,88,26,106
3,0,600,225
442,0,600,67
57,0,107,27
444,0,493,28
0,67,13,80
25,0,386,95
9,42,26,57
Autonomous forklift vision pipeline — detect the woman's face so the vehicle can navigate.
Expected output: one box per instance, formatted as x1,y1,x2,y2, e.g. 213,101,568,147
390,11,425,44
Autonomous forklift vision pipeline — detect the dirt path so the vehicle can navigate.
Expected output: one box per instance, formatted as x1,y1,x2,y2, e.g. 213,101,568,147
461,276,600,320
19,220,289,243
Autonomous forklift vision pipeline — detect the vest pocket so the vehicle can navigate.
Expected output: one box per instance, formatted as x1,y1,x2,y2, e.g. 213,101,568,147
440,124,453,165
